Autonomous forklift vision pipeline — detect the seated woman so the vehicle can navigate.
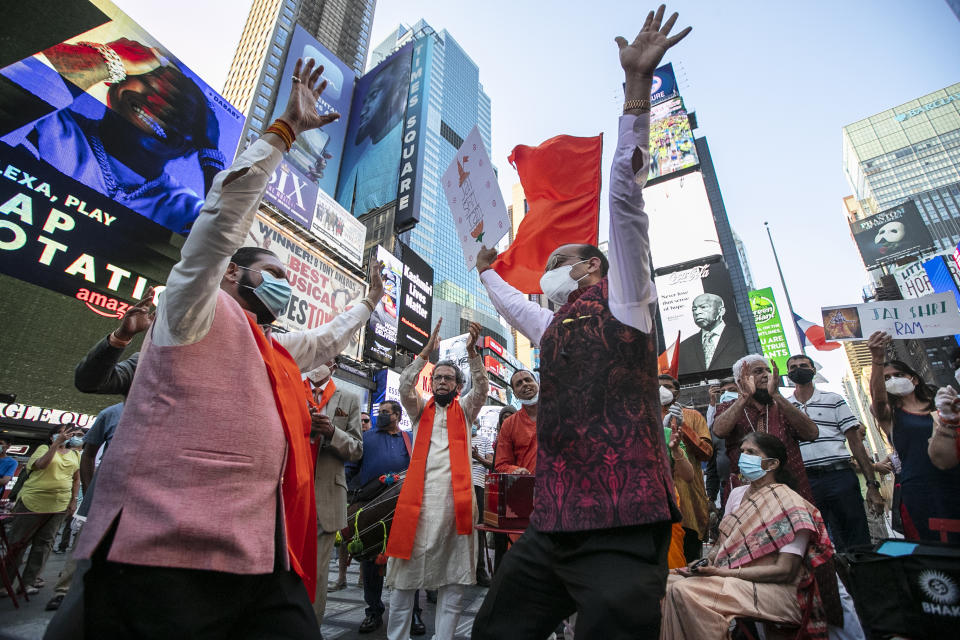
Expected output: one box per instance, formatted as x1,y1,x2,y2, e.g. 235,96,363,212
659,432,834,640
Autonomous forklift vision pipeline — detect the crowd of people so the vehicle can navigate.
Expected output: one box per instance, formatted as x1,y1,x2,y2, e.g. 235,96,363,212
2,5,959,640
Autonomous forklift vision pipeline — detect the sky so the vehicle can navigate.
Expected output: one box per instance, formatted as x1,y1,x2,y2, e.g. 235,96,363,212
112,0,960,393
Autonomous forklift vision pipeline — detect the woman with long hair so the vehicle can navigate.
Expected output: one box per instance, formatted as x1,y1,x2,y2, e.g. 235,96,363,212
868,331,960,542
660,432,834,639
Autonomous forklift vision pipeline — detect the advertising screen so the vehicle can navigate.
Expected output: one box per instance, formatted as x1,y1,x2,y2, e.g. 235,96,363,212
243,214,366,359
650,62,679,106
644,171,720,270
438,333,474,395
311,189,366,267
648,97,699,183
395,35,433,232
364,245,403,365
655,260,748,376
336,43,413,215
0,0,245,235
749,287,790,373
397,242,433,353
849,200,934,268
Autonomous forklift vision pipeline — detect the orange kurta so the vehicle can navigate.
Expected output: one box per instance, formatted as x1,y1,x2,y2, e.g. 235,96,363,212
494,408,538,473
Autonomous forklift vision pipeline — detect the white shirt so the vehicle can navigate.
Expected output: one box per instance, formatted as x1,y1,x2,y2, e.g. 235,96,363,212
479,114,657,343
788,389,859,467
151,138,371,370
701,320,725,366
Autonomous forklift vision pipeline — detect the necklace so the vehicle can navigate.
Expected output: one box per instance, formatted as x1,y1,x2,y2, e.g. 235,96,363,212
743,405,770,433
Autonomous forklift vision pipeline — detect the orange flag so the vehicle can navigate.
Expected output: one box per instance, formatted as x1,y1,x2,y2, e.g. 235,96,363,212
492,134,603,293
658,331,681,379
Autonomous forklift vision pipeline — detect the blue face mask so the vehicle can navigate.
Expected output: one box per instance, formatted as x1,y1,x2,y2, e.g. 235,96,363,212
67,436,84,448
739,453,771,482
719,390,739,404
239,266,292,321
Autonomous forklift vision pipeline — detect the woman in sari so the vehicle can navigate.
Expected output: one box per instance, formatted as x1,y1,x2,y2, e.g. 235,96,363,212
660,432,834,639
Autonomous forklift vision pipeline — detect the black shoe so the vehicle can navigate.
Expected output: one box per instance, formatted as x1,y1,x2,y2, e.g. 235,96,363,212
358,613,382,633
476,568,491,587
410,610,426,636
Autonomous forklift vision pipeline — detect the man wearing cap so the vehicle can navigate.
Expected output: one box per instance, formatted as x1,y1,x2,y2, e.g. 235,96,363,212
305,362,363,629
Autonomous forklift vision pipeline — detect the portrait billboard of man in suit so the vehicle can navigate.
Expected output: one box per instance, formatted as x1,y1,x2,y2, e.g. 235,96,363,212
677,292,747,373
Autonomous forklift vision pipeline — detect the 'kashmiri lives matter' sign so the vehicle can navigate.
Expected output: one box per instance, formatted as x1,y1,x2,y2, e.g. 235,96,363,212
821,292,960,341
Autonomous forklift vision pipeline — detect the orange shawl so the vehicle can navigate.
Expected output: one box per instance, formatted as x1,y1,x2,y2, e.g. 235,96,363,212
246,316,317,600
386,396,474,559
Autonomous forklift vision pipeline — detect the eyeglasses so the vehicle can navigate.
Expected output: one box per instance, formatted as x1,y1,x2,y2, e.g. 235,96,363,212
433,375,457,383
361,418,371,423
544,254,583,273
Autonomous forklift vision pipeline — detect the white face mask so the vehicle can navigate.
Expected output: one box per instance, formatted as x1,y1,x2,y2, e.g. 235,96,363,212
539,260,588,305
519,393,539,406
659,385,675,406
885,377,915,396
954,367,960,386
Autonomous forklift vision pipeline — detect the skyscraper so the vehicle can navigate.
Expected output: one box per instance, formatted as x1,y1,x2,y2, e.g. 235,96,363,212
222,0,376,136
367,22,507,348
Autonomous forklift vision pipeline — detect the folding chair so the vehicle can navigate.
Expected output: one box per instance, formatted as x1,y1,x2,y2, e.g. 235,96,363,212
0,510,59,608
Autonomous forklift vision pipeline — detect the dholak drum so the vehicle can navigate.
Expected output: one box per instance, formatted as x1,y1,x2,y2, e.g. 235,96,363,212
340,472,406,561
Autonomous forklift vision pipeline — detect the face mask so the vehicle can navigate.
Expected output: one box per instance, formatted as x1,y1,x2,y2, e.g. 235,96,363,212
885,377,915,396
376,413,392,429
719,390,739,404
787,368,816,385
67,436,84,448
954,367,960,386
519,393,539,406
539,260,588,305
739,453,771,482
659,386,675,406
752,389,774,405
472,426,478,436
434,389,457,407
238,266,292,322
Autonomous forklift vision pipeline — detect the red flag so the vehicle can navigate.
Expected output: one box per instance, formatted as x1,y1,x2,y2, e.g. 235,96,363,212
492,134,603,293
658,331,681,378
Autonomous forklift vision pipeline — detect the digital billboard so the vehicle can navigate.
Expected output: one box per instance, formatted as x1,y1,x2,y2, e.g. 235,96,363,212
243,214,367,359
336,43,414,215
650,62,679,106
312,189,366,267
655,260,748,376
438,333,474,395
397,242,433,353
0,0,245,235
363,245,403,365
643,171,720,269
849,200,934,268
749,287,790,373
395,35,433,232
648,97,699,183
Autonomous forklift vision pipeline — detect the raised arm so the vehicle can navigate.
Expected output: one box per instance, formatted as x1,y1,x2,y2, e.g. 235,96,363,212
608,7,691,333
477,250,554,346
75,291,153,394
459,323,490,423
766,361,819,442
400,320,443,426
151,59,339,346
867,331,894,440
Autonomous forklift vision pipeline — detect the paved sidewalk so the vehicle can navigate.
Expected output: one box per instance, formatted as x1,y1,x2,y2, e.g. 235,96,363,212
1,549,489,639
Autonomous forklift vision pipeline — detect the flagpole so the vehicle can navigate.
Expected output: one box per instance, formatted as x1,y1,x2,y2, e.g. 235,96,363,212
765,221,808,355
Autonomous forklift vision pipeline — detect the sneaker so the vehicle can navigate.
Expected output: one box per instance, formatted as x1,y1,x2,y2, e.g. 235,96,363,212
24,586,39,595
45,594,66,611
358,613,382,634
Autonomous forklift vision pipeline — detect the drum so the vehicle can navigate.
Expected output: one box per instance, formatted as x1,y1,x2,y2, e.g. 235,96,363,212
483,472,535,529
340,472,405,561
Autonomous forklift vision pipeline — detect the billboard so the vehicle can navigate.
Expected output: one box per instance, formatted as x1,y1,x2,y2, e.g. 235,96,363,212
656,260,748,376
397,242,433,353
650,62,679,106
849,200,934,268
922,255,960,344
644,171,720,269
243,214,366,359
438,333,474,395
0,0,245,235
749,287,790,373
395,35,433,232
648,97,699,183
268,25,354,200
336,43,414,215
312,189,366,267
364,245,403,365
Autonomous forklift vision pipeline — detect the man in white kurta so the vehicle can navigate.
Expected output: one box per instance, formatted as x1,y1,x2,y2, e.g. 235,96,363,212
385,323,489,640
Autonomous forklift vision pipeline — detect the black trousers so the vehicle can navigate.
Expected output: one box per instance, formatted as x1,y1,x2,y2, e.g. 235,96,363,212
84,556,321,639
472,521,671,640
808,467,871,552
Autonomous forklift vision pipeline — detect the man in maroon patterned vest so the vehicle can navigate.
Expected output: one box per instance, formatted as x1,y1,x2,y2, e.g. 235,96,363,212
470,7,691,639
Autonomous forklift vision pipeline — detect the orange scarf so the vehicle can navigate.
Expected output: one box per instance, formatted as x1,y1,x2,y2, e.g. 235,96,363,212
245,315,317,600
386,395,474,559
304,378,337,459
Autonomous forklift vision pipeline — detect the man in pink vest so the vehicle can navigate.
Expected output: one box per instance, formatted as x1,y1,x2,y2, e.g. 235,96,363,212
72,59,382,639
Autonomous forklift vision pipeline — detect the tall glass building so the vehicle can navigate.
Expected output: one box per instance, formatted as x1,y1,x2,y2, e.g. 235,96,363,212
370,22,505,343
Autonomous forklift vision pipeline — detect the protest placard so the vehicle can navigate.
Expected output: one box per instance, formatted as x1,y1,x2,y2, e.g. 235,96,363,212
821,292,960,341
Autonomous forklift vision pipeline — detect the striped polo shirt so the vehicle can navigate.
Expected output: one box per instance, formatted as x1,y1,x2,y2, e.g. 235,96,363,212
788,389,860,468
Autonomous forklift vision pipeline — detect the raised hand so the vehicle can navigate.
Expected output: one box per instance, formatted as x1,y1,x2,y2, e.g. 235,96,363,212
366,261,385,307
867,331,891,361
279,58,340,136
465,322,482,356
741,374,757,397
615,5,692,78
114,288,156,342
767,360,781,397
476,245,498,273
419,319,443,359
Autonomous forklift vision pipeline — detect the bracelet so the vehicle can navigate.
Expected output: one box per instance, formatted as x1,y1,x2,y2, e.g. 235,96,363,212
265,119,296,151
197,148,225,169
79,42,126,84
109,330,133,348
360,298,376,312
623,98,651,113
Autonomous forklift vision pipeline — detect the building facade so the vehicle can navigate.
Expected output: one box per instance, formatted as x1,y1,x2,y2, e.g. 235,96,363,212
222,0,375,138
